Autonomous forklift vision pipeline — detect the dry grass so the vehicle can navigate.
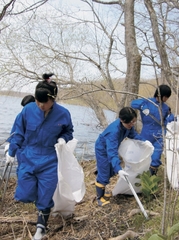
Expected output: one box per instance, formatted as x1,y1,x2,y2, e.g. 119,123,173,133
0,160,172,240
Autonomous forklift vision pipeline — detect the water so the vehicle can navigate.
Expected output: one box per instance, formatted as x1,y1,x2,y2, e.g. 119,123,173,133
0,95,116,174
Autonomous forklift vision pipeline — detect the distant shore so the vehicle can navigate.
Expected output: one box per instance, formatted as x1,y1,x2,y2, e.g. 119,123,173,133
0,90,32,98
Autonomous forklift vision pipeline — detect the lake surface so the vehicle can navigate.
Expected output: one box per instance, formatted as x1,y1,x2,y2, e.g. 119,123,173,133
0,95,116,174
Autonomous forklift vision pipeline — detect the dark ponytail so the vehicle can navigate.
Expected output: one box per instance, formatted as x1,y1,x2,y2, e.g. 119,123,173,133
35,73,58,102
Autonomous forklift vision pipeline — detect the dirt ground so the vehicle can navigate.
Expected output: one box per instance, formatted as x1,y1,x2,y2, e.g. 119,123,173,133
0,160,155,240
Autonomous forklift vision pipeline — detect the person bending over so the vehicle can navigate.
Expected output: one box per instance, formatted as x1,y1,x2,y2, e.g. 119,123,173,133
95,107,146,207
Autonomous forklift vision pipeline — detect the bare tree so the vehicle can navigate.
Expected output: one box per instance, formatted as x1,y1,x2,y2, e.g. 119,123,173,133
0,0,49,32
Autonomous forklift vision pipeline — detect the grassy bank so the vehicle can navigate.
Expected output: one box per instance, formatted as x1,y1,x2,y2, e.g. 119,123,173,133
0,159,179,240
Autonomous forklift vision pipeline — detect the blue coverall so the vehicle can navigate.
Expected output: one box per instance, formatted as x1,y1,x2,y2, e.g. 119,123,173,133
95,119,144,185
166,113,174,123
8,101,73,210
131,97,169,168
8,113,22,175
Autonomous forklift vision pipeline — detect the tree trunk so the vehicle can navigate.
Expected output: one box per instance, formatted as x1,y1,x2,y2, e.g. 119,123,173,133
144,0,178,93
120,0,141,107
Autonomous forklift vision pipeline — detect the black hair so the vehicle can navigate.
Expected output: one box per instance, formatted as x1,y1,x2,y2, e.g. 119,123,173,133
154,84,171,99
119,107,137,123
35,73,58,103
21,95,35,106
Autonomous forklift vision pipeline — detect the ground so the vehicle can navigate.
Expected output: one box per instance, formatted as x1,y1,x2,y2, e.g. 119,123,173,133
0,160,165,240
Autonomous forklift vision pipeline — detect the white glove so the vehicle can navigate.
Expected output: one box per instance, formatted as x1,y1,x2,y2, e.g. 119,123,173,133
6,152,15,164
58,138,66,145
145,140,152,145
142,109,150,116
140,140,151,145
118,170,129,180
4,143,10,155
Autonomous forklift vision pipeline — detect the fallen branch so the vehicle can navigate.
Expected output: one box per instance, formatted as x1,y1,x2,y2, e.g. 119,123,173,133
109,230,139,240
128,208,159,218
0,215,36,224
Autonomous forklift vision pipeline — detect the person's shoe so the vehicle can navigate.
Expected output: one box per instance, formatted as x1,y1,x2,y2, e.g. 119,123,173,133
97,197,110,206
32,227,45,240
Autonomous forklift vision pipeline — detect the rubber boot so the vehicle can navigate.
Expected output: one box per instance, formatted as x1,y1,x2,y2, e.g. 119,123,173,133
32,209,50,240
149,166,158,176
95,181,110,206
104,191,112,199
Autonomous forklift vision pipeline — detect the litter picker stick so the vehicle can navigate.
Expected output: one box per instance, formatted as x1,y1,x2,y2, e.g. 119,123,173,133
0,132,15,146
124,175,149,220
0,163,10,188
0,162,13,209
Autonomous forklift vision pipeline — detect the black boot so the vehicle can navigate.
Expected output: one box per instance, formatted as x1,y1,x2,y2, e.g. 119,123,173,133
149,166,158,176
95,181,110,206
33,209,50,240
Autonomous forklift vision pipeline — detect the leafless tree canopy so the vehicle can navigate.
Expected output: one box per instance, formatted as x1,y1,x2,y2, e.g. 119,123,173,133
0,0,179,126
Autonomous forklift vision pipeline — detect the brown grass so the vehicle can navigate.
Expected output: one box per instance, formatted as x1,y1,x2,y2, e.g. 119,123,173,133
0,160,170,240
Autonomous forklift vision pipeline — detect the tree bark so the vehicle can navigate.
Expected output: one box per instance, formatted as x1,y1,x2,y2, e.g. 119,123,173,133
120,0,141,107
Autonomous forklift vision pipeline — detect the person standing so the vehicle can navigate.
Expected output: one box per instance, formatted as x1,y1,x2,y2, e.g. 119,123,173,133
95,107,146,207
131,84,171,175
6,73,74,240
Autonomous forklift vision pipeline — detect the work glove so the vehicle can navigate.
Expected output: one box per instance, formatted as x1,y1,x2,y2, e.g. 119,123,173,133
118,170,129,180
141,140,151,145
145,140,152,145
142,109,150,116
58,138,66,145
6,152,15,164
4,143,10,155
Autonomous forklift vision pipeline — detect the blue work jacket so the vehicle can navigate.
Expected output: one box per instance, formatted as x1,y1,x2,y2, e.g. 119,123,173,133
95,119,144,175
8,101,74,157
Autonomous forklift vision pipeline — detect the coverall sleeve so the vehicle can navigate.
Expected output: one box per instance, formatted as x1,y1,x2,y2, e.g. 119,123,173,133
8,111,25,157
131,98,148,111
59,112,74,143
166,113,174,123
128,127,145,141
106,132,122,173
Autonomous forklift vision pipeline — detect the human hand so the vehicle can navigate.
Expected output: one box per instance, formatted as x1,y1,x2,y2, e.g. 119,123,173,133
118,170,129,180
4,143,10,155
145,140,152,145
6,152,14,164
58,138,66,145
142,109,150,116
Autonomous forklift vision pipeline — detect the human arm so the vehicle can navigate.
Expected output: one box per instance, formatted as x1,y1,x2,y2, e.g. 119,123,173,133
58,111,74,143
106,139,122,173
131,98,149,115
128,127,145,141
167,113,175,123
8,111,25,157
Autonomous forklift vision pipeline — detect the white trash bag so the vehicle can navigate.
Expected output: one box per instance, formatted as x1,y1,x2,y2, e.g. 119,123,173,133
166,121,179,190
112,138,154,196
52,138,86,217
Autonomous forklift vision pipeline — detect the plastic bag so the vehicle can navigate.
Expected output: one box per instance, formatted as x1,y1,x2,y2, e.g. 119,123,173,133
112,138,154,195
52,138,86,217
166,121,179,190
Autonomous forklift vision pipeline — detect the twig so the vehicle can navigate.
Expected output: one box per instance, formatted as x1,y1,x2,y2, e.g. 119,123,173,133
128,208,159,218
109,230,139,240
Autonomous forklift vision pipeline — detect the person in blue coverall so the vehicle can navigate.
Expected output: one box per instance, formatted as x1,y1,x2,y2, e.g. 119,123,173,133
95,107,146,207
4,95,35,175
131,84,171,175
5,73,74,240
